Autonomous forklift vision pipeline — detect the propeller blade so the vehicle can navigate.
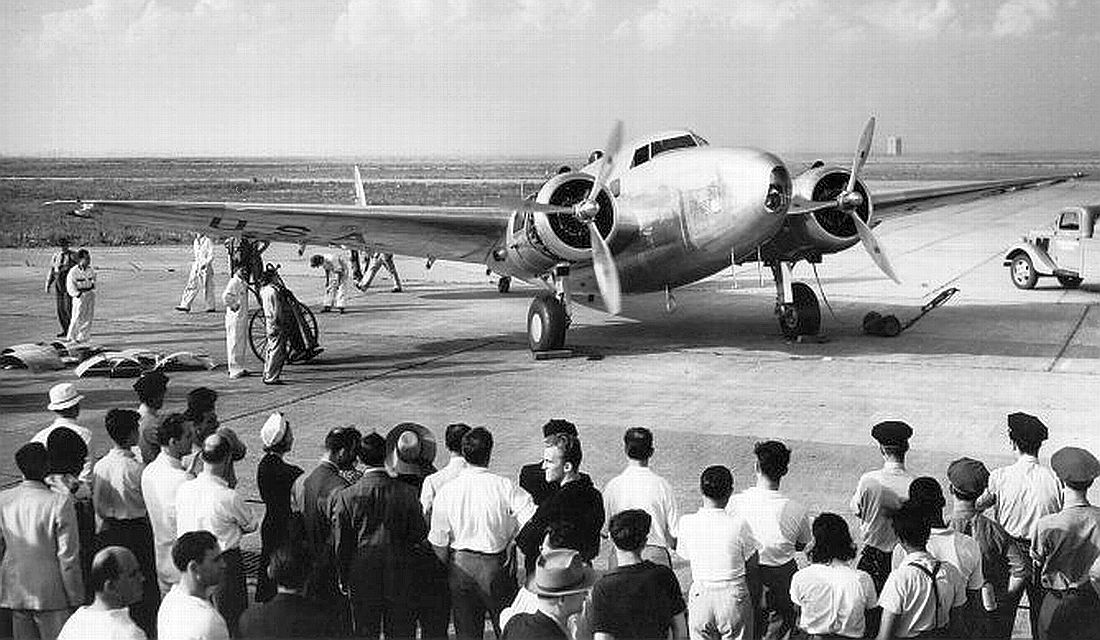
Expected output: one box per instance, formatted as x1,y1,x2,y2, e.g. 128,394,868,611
494,196,574,217
588,221,622,315
845,117,875,194
849,210,901,284
585,120,624,204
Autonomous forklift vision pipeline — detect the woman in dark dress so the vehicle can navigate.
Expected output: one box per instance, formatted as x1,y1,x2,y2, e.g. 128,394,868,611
256,412,304,603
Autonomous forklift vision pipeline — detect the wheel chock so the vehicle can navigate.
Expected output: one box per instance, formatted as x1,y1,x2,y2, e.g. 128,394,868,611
531,348,575,360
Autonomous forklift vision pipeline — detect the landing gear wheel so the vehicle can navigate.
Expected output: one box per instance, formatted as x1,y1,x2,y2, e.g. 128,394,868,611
527,293,569,352
498,276,512,294
777,282,821,339
1010,254,1038,289
1056,274,1082,289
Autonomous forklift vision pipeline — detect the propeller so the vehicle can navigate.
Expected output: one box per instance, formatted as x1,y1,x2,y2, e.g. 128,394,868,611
838,117,901,284
574,121,624,315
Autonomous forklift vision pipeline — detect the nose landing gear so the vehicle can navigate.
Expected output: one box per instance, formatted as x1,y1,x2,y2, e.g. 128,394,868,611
771,262,822,339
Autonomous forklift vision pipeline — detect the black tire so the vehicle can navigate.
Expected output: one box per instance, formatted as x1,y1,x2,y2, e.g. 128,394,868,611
777,282,821,339
1056,274,1082,289
862,311,882,334
880,314,902,337
1010,254,1038,289
527,293,568,351
248,309,266,361
498,276,512,294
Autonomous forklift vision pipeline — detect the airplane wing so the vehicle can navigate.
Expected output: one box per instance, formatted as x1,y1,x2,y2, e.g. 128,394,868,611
870,173,1086,220
42,200,513,263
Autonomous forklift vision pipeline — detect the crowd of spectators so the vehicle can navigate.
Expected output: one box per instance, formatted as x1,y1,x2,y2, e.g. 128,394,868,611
2,376,1100,640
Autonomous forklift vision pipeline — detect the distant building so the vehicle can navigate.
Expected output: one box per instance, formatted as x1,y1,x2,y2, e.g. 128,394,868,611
885,136,902,156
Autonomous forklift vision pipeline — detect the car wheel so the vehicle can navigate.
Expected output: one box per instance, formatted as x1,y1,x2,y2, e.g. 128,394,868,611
1010,255,1038,290
1056,275,1082,289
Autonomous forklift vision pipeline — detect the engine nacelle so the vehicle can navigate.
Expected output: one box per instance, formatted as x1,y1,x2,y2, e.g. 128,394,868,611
493,172,618,278
780,165,872,257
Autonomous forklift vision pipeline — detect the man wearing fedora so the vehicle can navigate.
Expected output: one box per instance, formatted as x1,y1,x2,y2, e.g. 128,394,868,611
34,382,94,489
386,422,438,490
501,549,596,640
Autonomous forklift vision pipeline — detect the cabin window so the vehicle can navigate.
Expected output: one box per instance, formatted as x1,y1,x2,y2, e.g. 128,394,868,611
1059,211,1079,231
650,134,697,158
632,145,650,168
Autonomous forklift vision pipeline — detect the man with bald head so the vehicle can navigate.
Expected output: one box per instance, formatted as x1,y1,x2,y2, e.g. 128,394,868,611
175,432,258,636
58,546,146,640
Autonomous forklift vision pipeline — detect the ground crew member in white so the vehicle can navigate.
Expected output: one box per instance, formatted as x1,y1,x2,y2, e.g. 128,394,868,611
309,253,348,313
221,266,250,379
176,232,216,313
259,268,286,385
358,252,403,292
65,248,97,343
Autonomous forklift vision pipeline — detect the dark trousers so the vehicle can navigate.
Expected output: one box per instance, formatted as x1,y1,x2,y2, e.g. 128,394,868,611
54,287,71,334
97,517,160,638
347,554,415,640
1038,588,1100,640
857,545,892,638
757,560,798,640
449,550,515,640
410,550,451,640
212,548,247,638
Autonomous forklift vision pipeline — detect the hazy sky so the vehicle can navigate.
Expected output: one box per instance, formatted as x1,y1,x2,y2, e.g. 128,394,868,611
2,0,1098,157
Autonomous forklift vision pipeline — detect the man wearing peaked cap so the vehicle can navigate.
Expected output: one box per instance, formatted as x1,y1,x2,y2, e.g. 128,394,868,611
975,412,1062,639
501,549,596,640
946,457,1030,640
1032,446,1100,639
850,420,916,611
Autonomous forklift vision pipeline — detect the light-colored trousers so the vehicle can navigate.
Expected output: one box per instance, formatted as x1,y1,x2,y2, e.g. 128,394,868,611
179,262,215,310
323,271,348,308
360,253,402,289
225,307,249,376
66,292,94,342
688,580,752,640
263,324,286,382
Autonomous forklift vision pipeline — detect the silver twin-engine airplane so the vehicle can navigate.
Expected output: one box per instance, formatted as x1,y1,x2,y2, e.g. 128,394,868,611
47,119,1082,351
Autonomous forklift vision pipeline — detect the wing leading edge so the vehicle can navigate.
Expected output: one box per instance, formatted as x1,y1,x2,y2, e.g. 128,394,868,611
42,200,513,264
870,173,1086,221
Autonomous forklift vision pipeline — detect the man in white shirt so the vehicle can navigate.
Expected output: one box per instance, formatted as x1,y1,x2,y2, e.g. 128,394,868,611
141,413,195,595
176,232,216,313
65,249,97,342
429,427,536,640
421,422,471,518
220,265,251,379
93,409,159,636
975,411,1061,639
877,502,967,640
258,267,287,385
679,465,760,640
731,441,810,640
158,531,229,640
59,546,147,640
851,421,917,596
309,253,349,313
602,427,680,567
175,433,258,636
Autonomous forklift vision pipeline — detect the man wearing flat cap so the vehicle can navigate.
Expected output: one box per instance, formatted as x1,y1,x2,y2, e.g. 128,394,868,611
850,421,917,601
975,412,1062,638
946,457,1030,640
501,549,595,640
1030,446,1100,639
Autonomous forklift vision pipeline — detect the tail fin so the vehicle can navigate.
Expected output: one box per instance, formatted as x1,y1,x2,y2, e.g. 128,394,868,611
353,165,367,206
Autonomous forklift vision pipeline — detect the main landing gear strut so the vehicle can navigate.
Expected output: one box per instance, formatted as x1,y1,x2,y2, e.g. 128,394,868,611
527,265,572,351
771,262,821,339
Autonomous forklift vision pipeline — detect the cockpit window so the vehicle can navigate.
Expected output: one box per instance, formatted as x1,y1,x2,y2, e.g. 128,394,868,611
692,133,709,146
631,145,650,168
650,135,697,158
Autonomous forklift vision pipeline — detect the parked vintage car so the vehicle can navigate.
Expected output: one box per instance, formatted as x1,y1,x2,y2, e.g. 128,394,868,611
1004,205,1100,289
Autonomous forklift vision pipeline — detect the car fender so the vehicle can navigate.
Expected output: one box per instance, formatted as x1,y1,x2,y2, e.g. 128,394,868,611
1003,242,1058,276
